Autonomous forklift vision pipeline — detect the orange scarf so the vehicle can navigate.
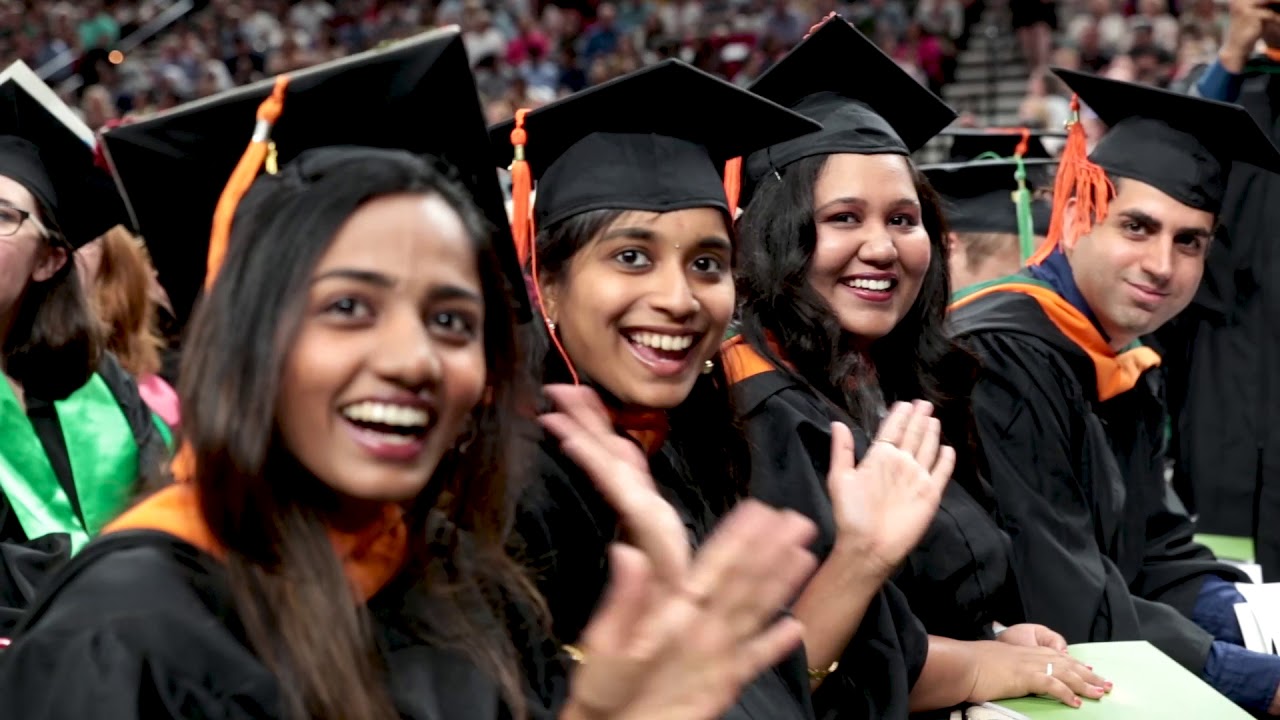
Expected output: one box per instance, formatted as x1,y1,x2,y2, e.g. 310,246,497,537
608,406,670,456
949,280,1160,401
104,484,408,603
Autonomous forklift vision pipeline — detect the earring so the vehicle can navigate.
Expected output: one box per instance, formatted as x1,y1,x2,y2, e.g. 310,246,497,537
456,419,478,454
702,359,714,375
547,320,557,332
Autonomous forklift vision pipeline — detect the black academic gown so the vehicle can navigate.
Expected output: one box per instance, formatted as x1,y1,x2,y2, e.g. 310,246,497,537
515,437,818,720
0,530,557,719
1163,61,1280,580
731,363,1022,643
0,352,166,635
950,283,1249,674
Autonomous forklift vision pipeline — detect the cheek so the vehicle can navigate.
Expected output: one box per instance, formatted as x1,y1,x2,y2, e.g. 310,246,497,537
439,346,487,421
699,279,736,331
898,231,933,282
809,226,850,281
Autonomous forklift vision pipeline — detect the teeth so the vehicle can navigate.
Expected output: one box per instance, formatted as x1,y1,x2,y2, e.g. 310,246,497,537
628,332,695,351
341,402,430,428
844,278,894,292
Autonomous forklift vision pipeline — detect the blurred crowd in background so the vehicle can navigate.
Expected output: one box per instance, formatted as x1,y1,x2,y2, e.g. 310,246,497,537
0,0,1233,133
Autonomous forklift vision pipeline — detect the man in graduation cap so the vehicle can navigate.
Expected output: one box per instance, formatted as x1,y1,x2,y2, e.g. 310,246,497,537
949,68,1280,714
923,129,1060,291
1163,0,1280,583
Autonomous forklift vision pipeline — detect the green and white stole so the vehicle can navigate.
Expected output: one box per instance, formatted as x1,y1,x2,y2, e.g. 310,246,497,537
0,374,138,552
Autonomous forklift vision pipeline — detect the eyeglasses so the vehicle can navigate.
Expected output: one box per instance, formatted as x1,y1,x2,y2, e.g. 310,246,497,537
0,204,45,238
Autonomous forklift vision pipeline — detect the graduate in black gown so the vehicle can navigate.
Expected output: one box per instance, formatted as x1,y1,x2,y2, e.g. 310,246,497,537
721,16,1109,718
0,61,163,635
921,130,1057,292
949,67,1280,715
0,30,826,720
490,60,825,720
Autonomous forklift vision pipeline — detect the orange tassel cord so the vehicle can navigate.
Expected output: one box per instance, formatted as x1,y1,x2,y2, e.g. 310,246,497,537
507,109,579,385
206,74,290,290
723,156,743,215
1027,95,1113,266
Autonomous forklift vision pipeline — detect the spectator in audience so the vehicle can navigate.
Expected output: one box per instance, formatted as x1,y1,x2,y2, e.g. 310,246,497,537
1133,0,1181,52
1068,0,1128,55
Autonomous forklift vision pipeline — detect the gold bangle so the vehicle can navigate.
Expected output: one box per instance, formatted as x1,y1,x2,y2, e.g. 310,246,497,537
808,661,839,681
563,643,587,665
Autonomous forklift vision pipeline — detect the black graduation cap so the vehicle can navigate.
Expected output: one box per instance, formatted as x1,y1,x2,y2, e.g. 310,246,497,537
0,61,128,248
103,27,527,324
739,15,957,205
923,159,1054,236
942,128,1064,163
1052,66,1280,213
488,59,821,230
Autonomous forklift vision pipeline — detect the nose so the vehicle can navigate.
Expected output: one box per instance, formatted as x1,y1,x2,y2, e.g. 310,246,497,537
648,262,700,320
372,306,442,390
1141,235,1176,284
857,226,900,267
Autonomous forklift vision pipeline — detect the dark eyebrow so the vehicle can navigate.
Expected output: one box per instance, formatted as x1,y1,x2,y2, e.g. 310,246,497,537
312,269,482,303
1119,209,1211,242
815,196,920,213
312,268,394,287
599,227,731,251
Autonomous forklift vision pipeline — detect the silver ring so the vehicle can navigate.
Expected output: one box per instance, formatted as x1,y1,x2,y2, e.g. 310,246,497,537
1046,662,1054,676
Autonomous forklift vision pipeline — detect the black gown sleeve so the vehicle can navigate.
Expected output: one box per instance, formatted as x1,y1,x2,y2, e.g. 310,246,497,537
736,380,929,720
966,331,1215,673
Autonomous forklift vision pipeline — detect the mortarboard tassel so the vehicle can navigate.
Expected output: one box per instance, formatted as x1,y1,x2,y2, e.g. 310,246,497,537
1027,94,1112,266
172,75,290,486
723,156,743,215
206,74,290,290
508,108,579,385
1012,127,1037,262
508,108,533,267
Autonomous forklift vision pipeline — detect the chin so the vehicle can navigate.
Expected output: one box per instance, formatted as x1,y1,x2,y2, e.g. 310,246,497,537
617,379,697,412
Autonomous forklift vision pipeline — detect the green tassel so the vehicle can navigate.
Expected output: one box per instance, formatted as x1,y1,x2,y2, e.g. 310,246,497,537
1013,155,1036,263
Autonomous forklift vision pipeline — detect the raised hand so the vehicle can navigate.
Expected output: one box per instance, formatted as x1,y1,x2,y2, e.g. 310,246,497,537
562,502,819,720
540,384,690,586
827,401,955,577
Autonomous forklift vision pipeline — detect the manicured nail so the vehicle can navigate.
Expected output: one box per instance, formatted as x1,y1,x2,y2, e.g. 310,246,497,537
1073,697,1082,707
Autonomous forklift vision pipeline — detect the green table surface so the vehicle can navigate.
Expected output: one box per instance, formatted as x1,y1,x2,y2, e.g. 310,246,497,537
991,641,1249,719
1195,533,1256,563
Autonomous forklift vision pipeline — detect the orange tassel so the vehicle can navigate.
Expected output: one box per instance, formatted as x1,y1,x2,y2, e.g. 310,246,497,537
723,156,743,215
1027,95,1113,266
509,108,534,267
1015,127,1030,158
206,75,291,290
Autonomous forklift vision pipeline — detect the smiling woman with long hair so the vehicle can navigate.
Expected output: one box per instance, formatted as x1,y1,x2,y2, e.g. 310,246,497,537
0,32,827,720
723,16,1111,719
492,58,884,720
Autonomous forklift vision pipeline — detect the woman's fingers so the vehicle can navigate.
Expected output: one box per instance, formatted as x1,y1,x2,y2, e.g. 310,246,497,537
896,400,935,457
873,401,915,448
914,416,942,472
545,384,616,439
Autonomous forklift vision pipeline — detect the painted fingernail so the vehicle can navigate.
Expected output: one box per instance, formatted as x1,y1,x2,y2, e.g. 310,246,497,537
1105,681,1114,690
1073,697,1082,707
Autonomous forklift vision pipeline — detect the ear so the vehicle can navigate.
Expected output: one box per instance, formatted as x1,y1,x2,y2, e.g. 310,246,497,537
31,242,67,283
1058,196,1081,257
945,231,960,257
538,277,560,327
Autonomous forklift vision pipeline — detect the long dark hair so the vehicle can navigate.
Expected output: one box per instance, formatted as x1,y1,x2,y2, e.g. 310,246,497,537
3,200,101,401
735,153,981,439
178,149,539,720
533,208,748,515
